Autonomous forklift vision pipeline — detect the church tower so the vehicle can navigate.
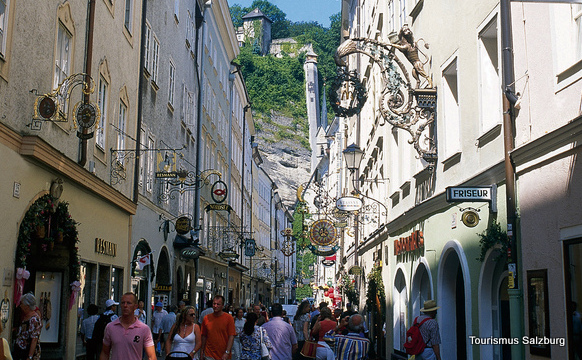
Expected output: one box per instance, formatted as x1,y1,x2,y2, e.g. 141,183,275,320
304,49,322,173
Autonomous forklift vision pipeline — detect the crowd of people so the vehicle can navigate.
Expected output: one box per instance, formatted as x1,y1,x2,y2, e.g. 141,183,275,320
4,293,445,360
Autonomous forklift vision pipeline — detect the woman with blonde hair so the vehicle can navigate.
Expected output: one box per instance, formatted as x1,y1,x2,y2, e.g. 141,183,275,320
165,306,201,359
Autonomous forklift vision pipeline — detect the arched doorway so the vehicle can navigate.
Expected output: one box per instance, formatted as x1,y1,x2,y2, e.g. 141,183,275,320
154,247,172,306
411,259,432,317
132,240,152,307
14,194,82,358
393,267,408,353
438,241,470,360
479,247,511,360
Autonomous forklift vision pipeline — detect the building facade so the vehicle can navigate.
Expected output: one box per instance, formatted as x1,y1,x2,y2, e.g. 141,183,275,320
334,0,582,359
0,0,143,358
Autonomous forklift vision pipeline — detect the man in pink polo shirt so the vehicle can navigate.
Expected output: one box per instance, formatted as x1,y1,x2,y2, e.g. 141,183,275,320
100,292,156,360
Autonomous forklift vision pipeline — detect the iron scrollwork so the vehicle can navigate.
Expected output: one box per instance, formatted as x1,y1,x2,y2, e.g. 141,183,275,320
332,26,438,169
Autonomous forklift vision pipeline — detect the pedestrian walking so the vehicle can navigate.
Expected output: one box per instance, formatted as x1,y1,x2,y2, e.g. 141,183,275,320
262,304,297,360
99,292,156,360
310,308,335,360
200,295,236,360
92,299,119,358
135,300,147,323
166,306,201,359
13,293,41,360
199,299,214,325
293,301,310,360
239,313,272,360
332,314,370,360
152,301,168,355
80,304,100,360
233,308,247,360
162,306,179,352
414,300,442,360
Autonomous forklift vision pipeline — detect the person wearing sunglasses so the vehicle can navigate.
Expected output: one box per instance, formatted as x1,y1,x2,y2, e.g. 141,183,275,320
166,306,202,359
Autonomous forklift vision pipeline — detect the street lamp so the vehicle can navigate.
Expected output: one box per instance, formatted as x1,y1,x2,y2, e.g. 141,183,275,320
343,143,365,173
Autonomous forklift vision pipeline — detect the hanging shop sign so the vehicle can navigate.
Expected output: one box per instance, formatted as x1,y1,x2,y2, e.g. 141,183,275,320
310,219,337,246
245,238,256,257
181,246,202,260
175,217,192,235
155,151,178,178
348,265,362,275
308,244,340,256
336,196,363,212
205,203,232,212
335,221,348,228
322,254,336,267
446,185,497,213
394,230,424,256
211,180,228,203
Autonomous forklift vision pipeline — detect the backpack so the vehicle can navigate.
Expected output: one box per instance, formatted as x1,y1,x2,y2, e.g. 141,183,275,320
403,316,431,355
92,313,114,345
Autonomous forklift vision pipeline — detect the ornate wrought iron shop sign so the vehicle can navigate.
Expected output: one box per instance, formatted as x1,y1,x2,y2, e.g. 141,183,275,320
331,25,438,170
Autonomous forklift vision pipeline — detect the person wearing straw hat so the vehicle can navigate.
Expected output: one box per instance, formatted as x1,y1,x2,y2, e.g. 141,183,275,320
415,300,442,360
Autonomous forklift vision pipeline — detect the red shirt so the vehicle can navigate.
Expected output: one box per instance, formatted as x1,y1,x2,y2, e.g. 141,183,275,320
202,312,236,359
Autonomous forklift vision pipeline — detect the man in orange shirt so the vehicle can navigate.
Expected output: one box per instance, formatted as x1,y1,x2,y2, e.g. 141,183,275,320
201,295,236,360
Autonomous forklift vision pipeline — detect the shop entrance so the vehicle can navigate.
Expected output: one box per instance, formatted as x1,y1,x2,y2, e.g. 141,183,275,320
439,246,468,360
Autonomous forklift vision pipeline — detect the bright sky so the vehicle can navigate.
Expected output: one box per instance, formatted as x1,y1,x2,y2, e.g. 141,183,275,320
228,0,341,28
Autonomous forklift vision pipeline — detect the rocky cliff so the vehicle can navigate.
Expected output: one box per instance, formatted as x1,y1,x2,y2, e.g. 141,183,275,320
254,112,311,211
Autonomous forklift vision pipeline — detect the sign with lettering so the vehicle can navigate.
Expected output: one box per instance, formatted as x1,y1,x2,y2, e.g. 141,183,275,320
155,151,177,178
154,284,172,292
181,247,201,259
394,230,424,256
446,186,492,202
205,204,232,212
95,238,117,257
175,217,192,235
336,196,363,212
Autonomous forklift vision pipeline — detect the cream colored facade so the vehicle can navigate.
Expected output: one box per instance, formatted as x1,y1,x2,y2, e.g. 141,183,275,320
0,0,141,358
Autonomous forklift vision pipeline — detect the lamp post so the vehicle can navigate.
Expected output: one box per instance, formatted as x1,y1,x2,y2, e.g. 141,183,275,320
343,143,365,269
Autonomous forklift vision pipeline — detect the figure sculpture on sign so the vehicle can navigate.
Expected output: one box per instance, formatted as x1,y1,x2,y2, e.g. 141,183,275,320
390,24,433,88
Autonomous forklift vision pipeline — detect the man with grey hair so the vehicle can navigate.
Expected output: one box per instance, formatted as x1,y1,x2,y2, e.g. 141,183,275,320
332,314,370,360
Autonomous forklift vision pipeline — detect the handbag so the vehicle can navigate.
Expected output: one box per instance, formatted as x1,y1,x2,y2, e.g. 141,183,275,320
260,328,271,360
300,340,318,359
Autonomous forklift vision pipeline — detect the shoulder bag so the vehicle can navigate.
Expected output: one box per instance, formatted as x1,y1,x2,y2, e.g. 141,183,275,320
260,328,271,360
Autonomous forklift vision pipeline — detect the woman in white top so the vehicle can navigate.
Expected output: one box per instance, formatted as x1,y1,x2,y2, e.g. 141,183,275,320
165,306,201,359
233,308,246,360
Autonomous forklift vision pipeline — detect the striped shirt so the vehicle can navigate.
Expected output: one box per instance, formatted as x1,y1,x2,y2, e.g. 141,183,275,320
334,333,370,360
415,315,441,347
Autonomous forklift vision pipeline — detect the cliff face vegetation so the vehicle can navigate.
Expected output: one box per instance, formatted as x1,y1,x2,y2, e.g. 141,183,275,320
230,1,341,208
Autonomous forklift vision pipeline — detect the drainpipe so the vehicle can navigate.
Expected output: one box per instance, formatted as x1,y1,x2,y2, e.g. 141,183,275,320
194,0,211,234
240,104,250,306
133,0,148,203
79,0,96,166
500,1,524,359
193,0,210,313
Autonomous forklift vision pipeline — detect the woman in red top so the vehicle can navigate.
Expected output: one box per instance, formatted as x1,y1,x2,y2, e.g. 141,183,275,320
310,307,336,360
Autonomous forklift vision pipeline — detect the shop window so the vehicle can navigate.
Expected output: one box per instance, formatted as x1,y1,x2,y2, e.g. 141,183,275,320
111,267,124,302
527,269,550,357
98,264,111,308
